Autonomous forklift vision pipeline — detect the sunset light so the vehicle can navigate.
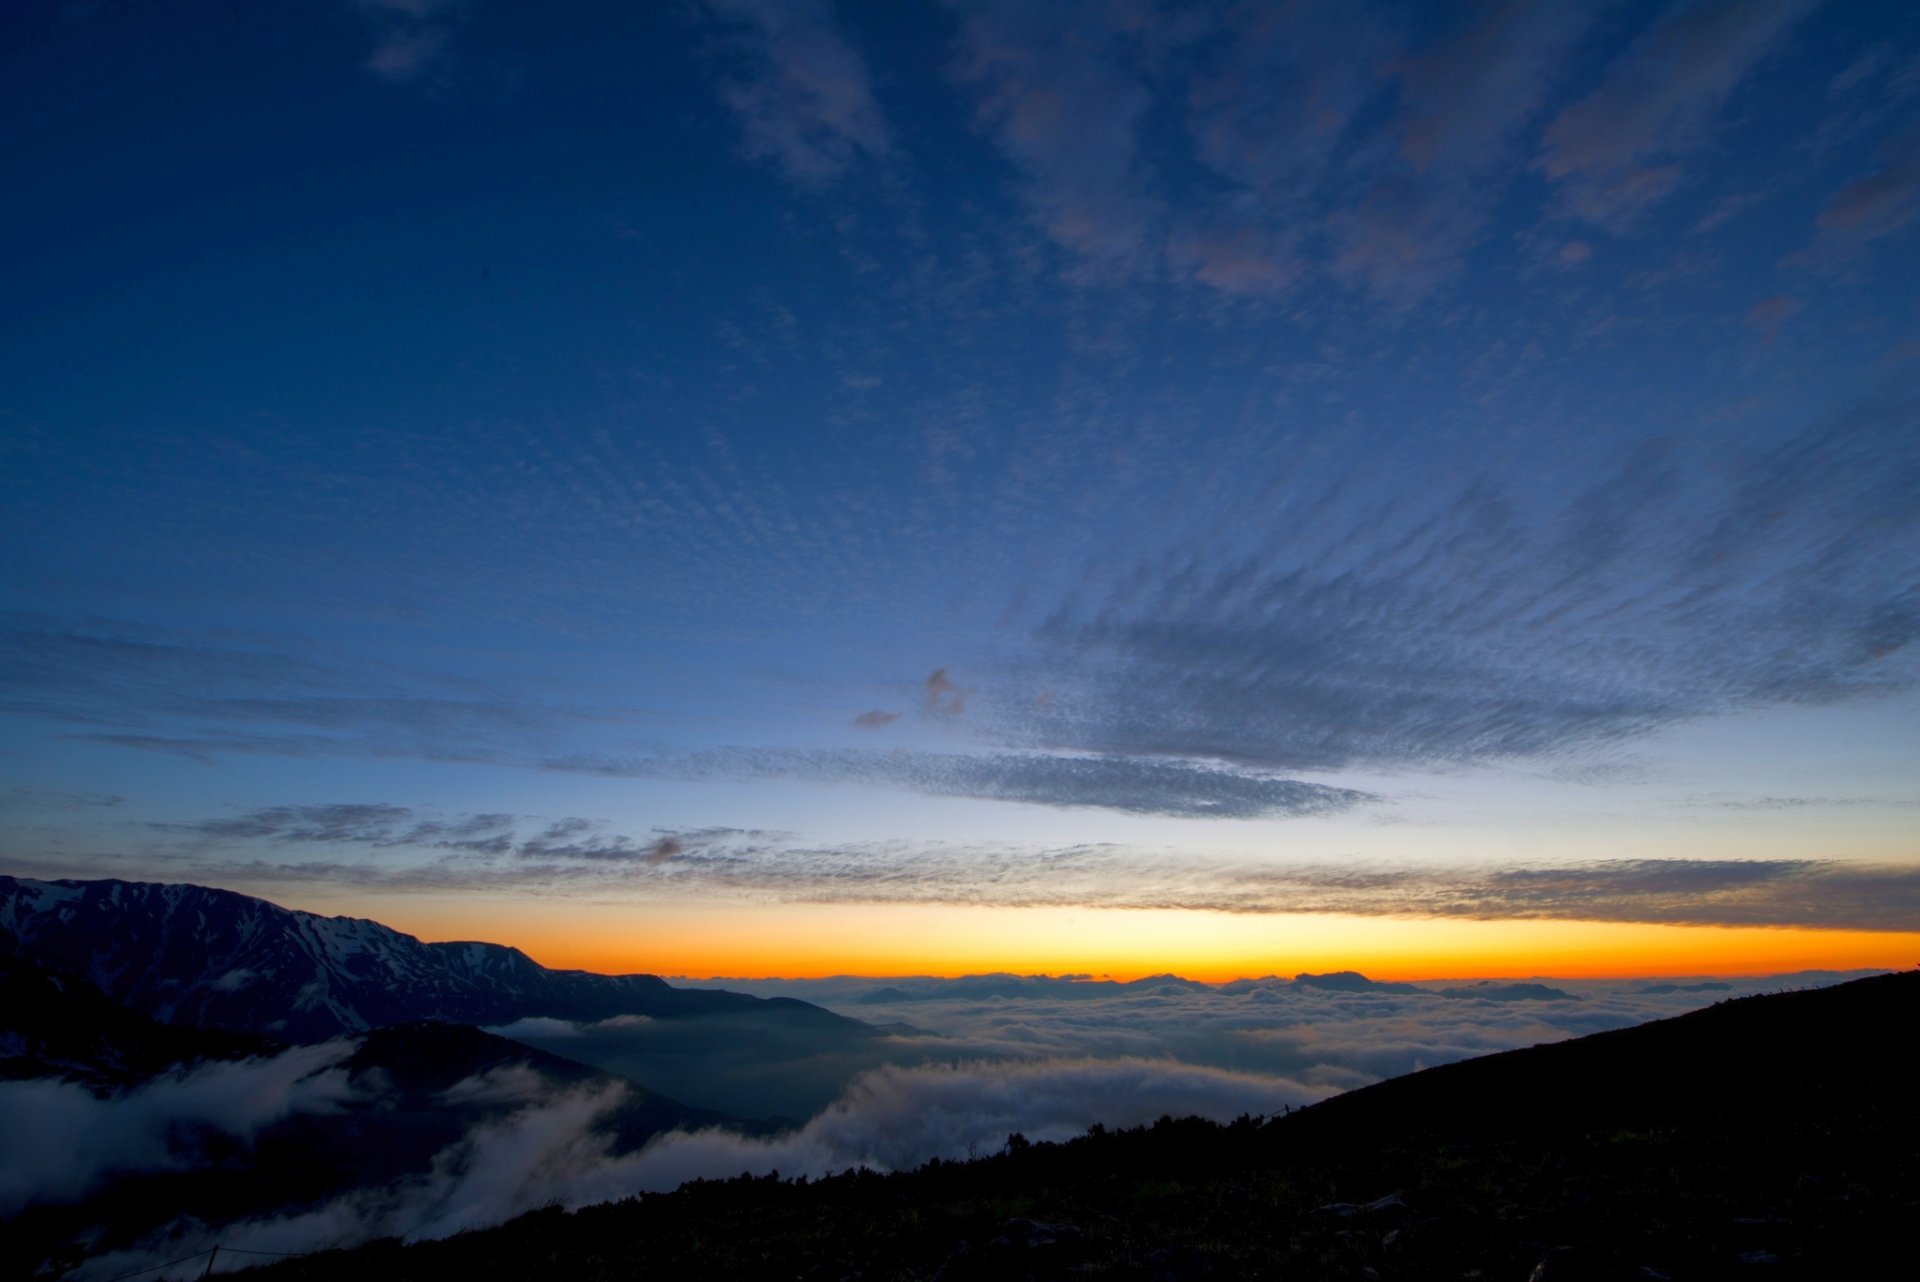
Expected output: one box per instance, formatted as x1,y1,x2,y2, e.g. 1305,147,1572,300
3,0,1915,1275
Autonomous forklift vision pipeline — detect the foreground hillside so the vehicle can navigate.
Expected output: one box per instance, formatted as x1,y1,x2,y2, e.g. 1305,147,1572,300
252,971,1918,1281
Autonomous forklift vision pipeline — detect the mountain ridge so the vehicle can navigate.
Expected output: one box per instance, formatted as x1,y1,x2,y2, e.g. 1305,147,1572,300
0,876,865,1042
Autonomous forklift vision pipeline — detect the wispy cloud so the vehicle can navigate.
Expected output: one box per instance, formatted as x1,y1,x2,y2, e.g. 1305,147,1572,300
352,0,467,84
142,805,749,869
1011,395,1920,771
69,1056,1324,1280
0,616,640,768
162,803,425,846
950,0,1162,272
2,787,124,812
700,0,893,187
1329,1,1594,301
1812,130,1920,247
110,806,1920,932
545,746,1373,821
1538,0,1821,228
0,1043,356,1215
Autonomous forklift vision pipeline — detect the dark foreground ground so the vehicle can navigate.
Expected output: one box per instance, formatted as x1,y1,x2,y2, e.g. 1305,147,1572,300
246,970,1916,1281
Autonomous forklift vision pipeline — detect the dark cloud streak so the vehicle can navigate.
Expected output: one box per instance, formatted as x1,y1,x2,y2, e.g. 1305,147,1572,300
544,746,1372,821
111,805,1920,933
1014,395,1920,772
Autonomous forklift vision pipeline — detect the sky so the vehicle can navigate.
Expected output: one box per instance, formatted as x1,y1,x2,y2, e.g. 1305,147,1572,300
2,0,1917,979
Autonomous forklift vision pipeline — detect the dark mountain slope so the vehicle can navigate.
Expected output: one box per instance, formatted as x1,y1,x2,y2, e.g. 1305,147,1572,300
0,938,271,1088
0,876,869,1043
1285,968,1913,1145
249,971,1918,1282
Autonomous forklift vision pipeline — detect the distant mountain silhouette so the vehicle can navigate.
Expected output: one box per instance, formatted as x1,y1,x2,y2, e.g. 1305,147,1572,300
0,876,869,1042
848,972,1213,1003
1289,970,1426,994
1434,980,1577,1001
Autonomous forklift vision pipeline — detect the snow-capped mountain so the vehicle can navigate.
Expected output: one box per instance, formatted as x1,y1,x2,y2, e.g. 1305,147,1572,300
0,876,858,1042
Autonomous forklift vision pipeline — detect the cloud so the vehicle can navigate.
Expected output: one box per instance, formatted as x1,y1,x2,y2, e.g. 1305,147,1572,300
779,974,1765,1091
43,973,1883,1279
1691,188,1767,233
353,0,466,84
1812,132,1920,247
0,615,650,769
1392,3,1594,176
851,709,899,728
923,666,965,714
1173,1,1384,296
1415,859,1920,932
1745,294,1799,341
164,803,420,845
482,1017,581,1041
546,746,1373,820
1538,0,1820,227
0,617,591,759
621,1056,1324,1179
1012,396,1920,772
0,1042,355,1215
515,820,731,866
1166,219,1299,296
130,803,1920,932
2,787,124,812
75,1057,1325,1279
157,804,519,856
700,0,892,187
1701,794,1908,810
950,0,1161,270
136,806,751,877
0,620,1374,822
1328,1,1595,301
1327,177,1486,304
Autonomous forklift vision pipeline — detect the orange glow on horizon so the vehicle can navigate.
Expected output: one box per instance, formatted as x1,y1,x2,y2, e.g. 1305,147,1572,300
348,897,1920,984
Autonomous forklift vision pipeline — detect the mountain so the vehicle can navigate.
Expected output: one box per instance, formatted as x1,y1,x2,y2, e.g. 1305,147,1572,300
1284,968,1911,1143
1434,980,1576,1001
1289,969,1426,994
234,971,1918,1281
0,937,270,1088
838,972,1214,1004
0,876,868,1043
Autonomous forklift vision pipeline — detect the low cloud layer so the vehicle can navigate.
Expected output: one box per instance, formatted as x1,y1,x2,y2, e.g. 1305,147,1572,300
30,966,1888,1279
708,971,1827,1094
0,1042,354,1215
67,1056,1323,1280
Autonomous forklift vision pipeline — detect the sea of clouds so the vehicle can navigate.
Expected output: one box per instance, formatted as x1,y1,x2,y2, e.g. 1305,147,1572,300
9,969,1872,1279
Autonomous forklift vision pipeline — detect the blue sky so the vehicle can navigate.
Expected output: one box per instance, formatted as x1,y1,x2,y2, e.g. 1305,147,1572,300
2,0,1917,969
